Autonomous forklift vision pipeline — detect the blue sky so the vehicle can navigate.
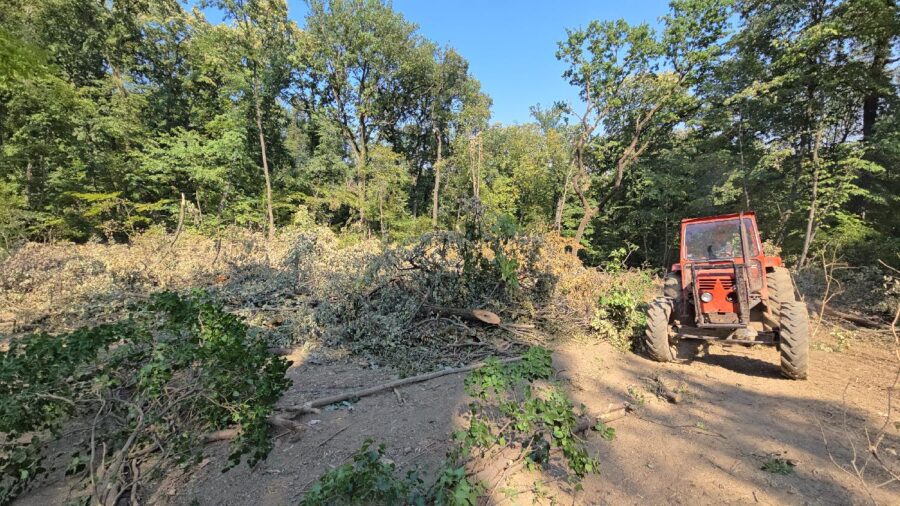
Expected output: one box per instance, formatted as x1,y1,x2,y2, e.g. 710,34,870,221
356,1,672,125
213,1,673,124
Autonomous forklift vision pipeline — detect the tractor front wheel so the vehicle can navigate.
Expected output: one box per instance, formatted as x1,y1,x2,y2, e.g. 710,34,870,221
779,300,810,380
644,298,675,362
663,272,682,302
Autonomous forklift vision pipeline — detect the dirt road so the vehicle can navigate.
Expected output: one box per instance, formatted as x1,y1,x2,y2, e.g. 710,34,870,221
18,331,899,505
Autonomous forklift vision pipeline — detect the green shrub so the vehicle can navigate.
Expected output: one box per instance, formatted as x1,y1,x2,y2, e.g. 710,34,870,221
590,287,648,350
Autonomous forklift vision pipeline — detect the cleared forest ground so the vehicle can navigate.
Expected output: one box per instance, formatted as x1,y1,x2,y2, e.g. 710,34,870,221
16,325,900,505
3,232,898,505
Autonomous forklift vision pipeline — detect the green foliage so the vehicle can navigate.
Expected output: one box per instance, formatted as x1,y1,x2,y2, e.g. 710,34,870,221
301,439,424,506
0,323,131,502
464,347,554,401
761,456,795,475
429,464,481,506
303,347,594,504
146,291,293,467
592,422,616,441
0,291,291,502
590,285,649,351
301,439,481,506
461,347,600,479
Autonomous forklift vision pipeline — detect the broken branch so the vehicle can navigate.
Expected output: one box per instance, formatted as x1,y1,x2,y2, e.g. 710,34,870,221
284,356,524,415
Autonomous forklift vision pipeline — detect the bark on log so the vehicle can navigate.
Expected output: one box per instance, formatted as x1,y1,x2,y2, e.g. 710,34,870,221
203,414,306,443
422,305,501,325
284,356,524,415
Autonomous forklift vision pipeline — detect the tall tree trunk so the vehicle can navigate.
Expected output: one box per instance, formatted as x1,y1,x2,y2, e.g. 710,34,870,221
412,160,423,217
572,136,642,245
572,175,596,245
862,13,890,141
24,160,32,205
469,132,481,199
357,119,368,231
573,205,597,245
798,129,823,268
432,128,442,228
254,95,275,241
554,163,574,234
738,112,751,209
379,192,385,239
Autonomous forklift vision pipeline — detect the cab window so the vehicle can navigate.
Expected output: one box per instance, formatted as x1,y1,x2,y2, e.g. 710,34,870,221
684,218,759,261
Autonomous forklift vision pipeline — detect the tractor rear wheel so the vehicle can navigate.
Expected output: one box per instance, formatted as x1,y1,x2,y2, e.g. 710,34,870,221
779,300,809,380
644,298,675,362
765,267,794,322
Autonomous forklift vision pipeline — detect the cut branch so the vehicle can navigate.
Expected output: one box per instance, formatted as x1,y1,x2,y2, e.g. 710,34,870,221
573,404,632,434
284,356,524,415
204,414,307,443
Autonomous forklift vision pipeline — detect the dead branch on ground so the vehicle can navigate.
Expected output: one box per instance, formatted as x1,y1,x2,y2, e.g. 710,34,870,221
203,414,307,443
284,356,524,415
573,403,632,434
807,301,886,329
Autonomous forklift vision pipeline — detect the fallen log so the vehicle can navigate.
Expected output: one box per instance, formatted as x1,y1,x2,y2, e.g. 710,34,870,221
574,404,632,434
203,414,306,443
422,305,501,326
807,301,885,329
656,378,682,404
284,356,524,415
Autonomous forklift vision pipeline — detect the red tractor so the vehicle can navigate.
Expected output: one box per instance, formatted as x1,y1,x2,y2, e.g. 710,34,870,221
643,212,809,379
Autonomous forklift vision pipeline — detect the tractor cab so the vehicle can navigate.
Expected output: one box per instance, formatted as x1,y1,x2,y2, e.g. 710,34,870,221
674,213,770,328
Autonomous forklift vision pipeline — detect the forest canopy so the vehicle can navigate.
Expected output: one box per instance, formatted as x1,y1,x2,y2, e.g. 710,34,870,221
0,0,897,269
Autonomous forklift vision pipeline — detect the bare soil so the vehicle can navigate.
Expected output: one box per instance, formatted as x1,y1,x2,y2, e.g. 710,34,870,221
16,329,900,505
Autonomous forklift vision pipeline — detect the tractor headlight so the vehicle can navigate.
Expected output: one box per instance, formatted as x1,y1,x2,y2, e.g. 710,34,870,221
700,292,713,303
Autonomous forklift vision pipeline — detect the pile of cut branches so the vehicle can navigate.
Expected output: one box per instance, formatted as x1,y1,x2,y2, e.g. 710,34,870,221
0,291,292,504
1,225,657,376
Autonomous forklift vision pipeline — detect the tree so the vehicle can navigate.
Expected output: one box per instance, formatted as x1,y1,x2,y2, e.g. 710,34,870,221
365,145,412,238
205,0,297,241
727,0,898,267
557,0,733,245
531,102,575,233
426,49,468,227
298,0,423,232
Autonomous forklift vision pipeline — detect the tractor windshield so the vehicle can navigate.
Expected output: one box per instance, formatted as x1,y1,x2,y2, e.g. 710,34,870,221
684,218,759,261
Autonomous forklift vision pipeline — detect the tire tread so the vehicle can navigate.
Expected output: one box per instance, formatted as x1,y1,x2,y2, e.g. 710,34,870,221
644,298,675,362
779,300,810,380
